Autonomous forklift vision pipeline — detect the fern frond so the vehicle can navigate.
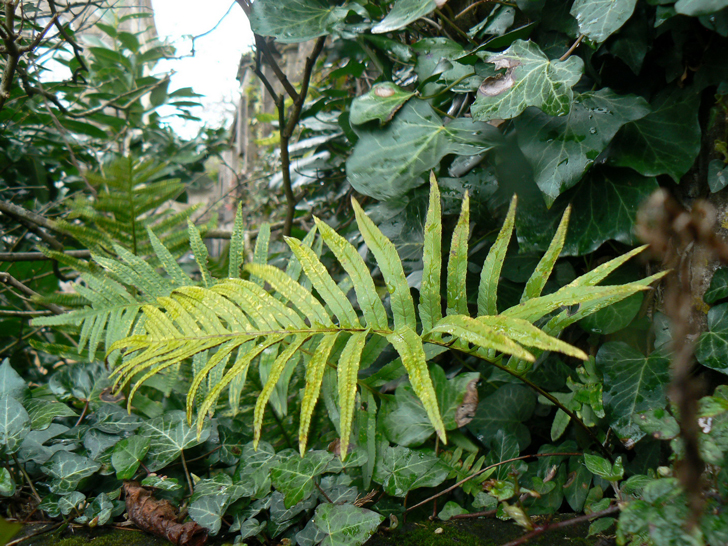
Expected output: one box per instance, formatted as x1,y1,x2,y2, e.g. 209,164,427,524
102,174,666,459
188,220,212,287
314,218,388,330
353,198,416,331
478,195,516,316
299,332,340,455
419,172,442,333
447,192,470,317
229,203,245,279
251,223,271,286
521,205,570,303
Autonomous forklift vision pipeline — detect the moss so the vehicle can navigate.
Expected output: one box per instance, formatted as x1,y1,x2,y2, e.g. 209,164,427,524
366,515,608,546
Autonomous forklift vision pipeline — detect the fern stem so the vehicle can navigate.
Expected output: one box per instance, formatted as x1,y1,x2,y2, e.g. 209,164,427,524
430,340,615,462
271,407,294,451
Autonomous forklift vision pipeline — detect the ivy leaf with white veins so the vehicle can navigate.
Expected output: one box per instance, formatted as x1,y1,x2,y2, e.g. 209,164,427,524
467,384,536,450
595,342,671,447
42,451,101,494
349,83,415,126
270,450,334,508
347,99,503,200
696,303,728,375
471,40,583,122
249,0,350,43
570,0,638,43
372,0,437,34
373,445,448,497
0,395,30,457
139,411,210,472
314,503,385,546
515,89,650,204
609,87,701,182
0,358,27,400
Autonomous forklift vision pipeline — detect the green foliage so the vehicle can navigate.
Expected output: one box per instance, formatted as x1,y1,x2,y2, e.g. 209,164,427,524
108,178,655,459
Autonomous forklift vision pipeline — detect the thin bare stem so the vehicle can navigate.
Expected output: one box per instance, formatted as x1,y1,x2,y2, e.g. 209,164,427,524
559,34,585,62
500,505,619,546
405,452,582,513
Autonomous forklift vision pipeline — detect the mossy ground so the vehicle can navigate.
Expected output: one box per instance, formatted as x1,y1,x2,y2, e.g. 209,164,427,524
13,515,613,546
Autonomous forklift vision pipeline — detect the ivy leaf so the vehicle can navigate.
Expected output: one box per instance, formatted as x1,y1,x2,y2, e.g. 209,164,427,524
270,450,334,508
515,89,650,203
636,408,680,440
471,40,583,122
0,467,15,497
0,358,27,400
467,384,536,450
412,38,476,96
596,343,671,447
42,451,101,494
704,268,728,304
189,495,229,536
584,454,624,481
373,445,448,497
111,436,150,480
372,0,436,34
438,501,468,520
139,411,210,471
249,0,349,43
24,399,77,431
314,503,384,546
570,0,637,42
349,83,415,126
89,404,141,434
696,303,728,374
0,395,30,457
347,99,503,200
516,168,658,255
609,87,701,182
217,426,248,466
675,0,728,16
708,160,728,193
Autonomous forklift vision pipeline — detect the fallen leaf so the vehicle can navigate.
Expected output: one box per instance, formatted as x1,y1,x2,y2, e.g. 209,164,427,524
123,481,208,546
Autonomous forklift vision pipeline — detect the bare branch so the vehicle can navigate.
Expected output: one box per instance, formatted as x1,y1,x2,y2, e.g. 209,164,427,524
0,272,64,314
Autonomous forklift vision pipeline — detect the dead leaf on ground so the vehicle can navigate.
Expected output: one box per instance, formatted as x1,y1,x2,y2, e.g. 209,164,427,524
123,481,208,546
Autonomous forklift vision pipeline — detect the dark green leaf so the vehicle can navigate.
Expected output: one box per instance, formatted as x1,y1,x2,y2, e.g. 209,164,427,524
584,454,624,481
468,384,536,450
373,445,448,497
0,395,30,456
709,160,728,193
270,450,334,508
112,436,150,480
249,0,349,43
570,0,637,42
675,0,728,16
471,40,583,122
372,0,436,33
578,293,643,335
189,495,229,536
140,475,182,491
438,501,468,520
705,268,728,304
516,168,659,255
349,83,415,126
515,89,650,203
636,408,680,440
596,343,671,446
314,503,385,546
696,303,728,374
564,456,592,511
347,99,503,200
42,451,101,494
0,468,15,497
139,411,210,471
0,359,27,400
89,404,142,434
25,399,77,431
609,87,701,182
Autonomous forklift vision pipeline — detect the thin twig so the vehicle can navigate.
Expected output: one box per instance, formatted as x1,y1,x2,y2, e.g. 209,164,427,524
435,8,477,45
12,453,42,504
405,452,583,513
559,34,585,62
0,249,91,262
0,272,63,314
180,451,194,496
0,309,52,317
499,505,619,546
450,509,497,519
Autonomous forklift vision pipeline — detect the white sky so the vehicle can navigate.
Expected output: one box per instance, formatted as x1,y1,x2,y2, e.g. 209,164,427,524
152,0,254,137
